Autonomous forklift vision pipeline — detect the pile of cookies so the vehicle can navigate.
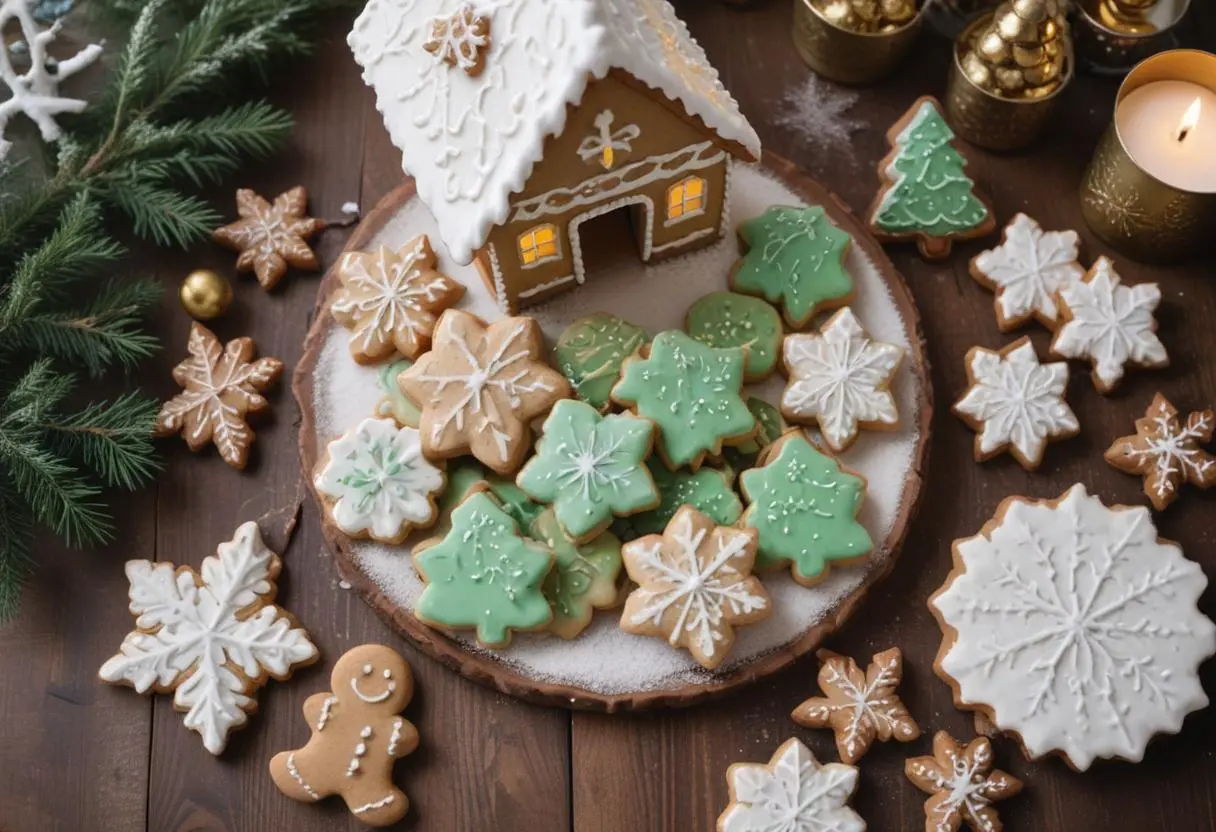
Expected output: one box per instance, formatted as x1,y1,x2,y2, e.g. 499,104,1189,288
315,200,910,671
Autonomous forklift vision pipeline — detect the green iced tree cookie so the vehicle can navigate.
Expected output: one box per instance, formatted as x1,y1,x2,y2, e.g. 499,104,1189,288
872,99,990,257
631,459,743,536
484,471,545,531
611,330,755,470
516,399,658,540
554,313,648,412
413,491,554,647
530,509,622,639
685,292,784,381
375,358,421,426
732,206,854,329
739,433,873,585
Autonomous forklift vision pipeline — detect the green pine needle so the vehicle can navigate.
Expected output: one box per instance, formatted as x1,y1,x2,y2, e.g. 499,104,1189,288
0,491,35,621
45,393,162,491
106,182,221,248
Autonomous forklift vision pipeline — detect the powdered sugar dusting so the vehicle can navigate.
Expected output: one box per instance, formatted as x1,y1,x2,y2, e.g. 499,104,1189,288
312,164,923,695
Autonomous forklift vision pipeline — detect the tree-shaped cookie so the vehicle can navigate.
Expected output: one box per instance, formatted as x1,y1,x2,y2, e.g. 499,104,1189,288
331,235,465,363
612,330,755,471
270,644,420,827
399,310,570,474
631,459,742,536
554,312,648,412
686,292,784,381
739,431,872,584
1105,393,1216,511
905,733,1023,832
516,399,659,541
413,491,553,648
154,322,284,469
730,205,855,330
791,647,920,765
212,186,326,289
530,509,623,639
99,522,319,754
620,505,769,669
869,97,994,259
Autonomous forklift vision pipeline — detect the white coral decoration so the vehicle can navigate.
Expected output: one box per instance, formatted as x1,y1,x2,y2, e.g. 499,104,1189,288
0,0,102,160
973,213,1084,328
1051,257,1167,391
719,738,865,832
99,522,319,755
932,485,1216,770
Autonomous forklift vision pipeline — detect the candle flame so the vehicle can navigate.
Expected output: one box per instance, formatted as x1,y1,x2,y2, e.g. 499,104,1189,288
1177,98,1202,143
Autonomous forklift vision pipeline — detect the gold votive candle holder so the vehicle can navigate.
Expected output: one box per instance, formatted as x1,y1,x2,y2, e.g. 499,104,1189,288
945,14,1074,152
1073,0,1190,76
1080,49,1216,262
792,0,923,86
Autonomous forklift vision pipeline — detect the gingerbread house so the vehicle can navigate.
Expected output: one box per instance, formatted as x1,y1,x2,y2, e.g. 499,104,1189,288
349,0,761,313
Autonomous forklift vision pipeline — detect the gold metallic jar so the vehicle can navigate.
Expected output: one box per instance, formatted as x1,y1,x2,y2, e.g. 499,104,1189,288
1080,50,1216,262
792,0,923,86
1073,0,1190,76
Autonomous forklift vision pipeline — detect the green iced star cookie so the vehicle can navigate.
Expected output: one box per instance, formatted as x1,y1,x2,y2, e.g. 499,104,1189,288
731,205,854,329
530,509,622,639
739,432,873,585
516,399,659,541
630,459,743,536
685,292,784,381
554,313,648,412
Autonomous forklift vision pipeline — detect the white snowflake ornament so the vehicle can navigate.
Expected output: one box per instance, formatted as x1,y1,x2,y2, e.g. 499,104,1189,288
315,418,446,543
99,522,319,755
0,0,102,160
774,74,864,164
780,307,905,452
953,337,1079,470
1050,257,1168,393
718,737,865,832
931,484,1216,770
970,213,1085,331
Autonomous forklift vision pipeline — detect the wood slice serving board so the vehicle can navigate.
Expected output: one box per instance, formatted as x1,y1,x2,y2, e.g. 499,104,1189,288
294,155,932,711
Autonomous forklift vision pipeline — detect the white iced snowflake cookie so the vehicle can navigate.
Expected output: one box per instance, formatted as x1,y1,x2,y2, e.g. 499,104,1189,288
315,418,446,544
970,213,1085,331
1049,257,1168,393
99,522,319,754
780,307,904,452
717,737,865,832
930,484,1216,770
952,337,1079,470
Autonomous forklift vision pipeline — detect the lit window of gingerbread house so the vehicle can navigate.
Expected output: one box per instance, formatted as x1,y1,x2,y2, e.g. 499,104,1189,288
349,0,761,313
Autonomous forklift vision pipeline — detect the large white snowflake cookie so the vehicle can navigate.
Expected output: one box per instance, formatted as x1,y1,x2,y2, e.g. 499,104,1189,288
952,337,1079,471
780,307,904,452
99,522,319,754
970,213,1085,331
1049,257,1168,393
717,737,865,832
931,484,1216,770
315,417,446,543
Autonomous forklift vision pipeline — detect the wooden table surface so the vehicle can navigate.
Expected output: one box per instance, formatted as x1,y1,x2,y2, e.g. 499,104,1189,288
3,3,1215,830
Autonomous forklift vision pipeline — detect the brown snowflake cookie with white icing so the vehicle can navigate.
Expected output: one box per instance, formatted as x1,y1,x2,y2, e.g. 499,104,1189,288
1105,392,1216,511
398,309,571,475
270,644,419,827
791,647,920,765
212,186,326,290
905,732,1022,832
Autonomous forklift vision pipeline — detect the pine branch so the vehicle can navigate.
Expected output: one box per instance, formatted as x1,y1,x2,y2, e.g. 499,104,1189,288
105,181,221,248
0,487,35,621
45,392,162,491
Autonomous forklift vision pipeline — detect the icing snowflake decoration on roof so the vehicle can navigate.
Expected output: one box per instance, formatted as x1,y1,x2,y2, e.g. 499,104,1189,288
931,484,1216,770
718,737,865,832
349,0,760,264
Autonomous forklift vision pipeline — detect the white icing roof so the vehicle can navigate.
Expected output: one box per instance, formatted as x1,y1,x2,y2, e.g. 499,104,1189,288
349,0,762,264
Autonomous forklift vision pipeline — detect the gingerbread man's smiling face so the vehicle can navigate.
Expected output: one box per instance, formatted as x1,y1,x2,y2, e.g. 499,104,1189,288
331,643,413,713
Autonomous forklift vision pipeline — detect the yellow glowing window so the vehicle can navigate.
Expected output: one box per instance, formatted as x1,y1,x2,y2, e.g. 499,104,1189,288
518,224,560,266
667,176,706,222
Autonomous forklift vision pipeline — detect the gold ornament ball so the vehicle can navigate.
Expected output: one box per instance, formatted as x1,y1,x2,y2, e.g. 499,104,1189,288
179,269,233,320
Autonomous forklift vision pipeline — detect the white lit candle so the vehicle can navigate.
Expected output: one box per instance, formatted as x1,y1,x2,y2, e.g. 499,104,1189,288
1115,79,1216,192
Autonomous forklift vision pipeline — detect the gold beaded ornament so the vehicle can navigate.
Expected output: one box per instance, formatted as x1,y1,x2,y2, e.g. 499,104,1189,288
816,0,918,33
960,0,1069,99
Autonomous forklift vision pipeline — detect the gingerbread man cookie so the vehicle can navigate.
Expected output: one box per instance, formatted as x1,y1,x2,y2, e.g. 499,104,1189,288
270,644,420,827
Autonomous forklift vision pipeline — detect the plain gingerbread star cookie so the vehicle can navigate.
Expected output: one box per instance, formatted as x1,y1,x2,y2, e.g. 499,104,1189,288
970,213,1085,331
905,732,1022,832
1105,393,1216,511
270,644,420,827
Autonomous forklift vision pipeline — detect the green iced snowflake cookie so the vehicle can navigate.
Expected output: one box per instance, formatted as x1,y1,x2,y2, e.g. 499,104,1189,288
554,313,648,412
731,205,855,330
739,432,873,586
631,459,743,537
375,358,420,426
413,491,554,648
516,399,659,541
611,330,755,471
530,508,623,639
685,292,783,381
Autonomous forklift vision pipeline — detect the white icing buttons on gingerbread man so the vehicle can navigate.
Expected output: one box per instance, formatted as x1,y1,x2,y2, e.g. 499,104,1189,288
270,644,420,826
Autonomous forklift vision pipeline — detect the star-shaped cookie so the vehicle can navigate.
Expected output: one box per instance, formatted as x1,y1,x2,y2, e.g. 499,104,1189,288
212,186,327,290
905,732,1022,832
1105,393,1216,511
